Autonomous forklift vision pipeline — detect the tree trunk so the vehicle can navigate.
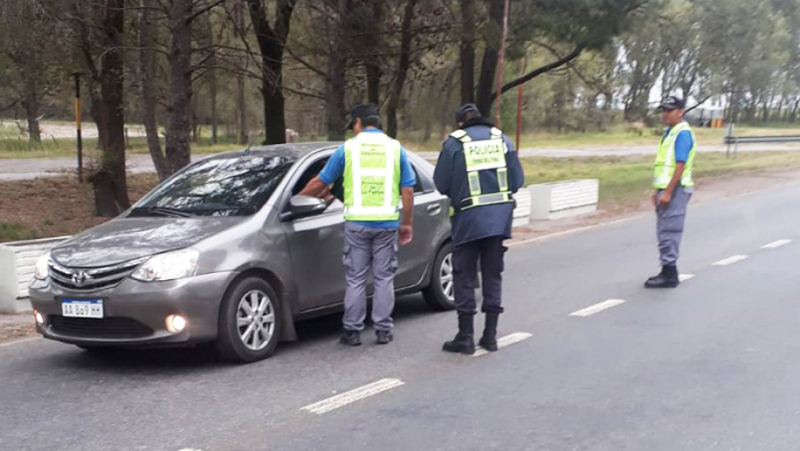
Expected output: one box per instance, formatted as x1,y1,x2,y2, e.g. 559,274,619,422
326,46,347,141
326,0,348,141
459,0,475,105
365,0,382,105
386,0,417,138
136,0,170,181
247,0,296,145
235,1,248,145
165,0,193,173
237,75,248,144
475,0,504,116
22,79,41,144
440,64,459,139
210,64,218,144
93,0,130,216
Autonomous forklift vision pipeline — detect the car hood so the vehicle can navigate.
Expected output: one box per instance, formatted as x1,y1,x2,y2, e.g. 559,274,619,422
51,217,244,268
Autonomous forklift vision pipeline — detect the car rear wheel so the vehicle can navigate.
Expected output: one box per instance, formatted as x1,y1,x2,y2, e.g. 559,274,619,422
422,242,455,311
217,277,282,363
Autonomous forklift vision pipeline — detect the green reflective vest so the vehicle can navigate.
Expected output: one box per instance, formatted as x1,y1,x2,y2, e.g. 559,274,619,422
654,121,697,189
450,127,512,211
343,131,402,221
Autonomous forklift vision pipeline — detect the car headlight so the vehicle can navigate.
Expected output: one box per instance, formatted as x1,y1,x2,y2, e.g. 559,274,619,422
131,249,199,282
34,253,50,280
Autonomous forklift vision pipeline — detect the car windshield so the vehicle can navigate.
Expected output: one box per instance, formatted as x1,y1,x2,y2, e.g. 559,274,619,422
131,155,295,217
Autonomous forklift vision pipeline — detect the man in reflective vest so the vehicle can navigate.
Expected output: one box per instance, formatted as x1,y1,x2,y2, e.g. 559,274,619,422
434,103,524,354
645,96,697,288
301,104,416,345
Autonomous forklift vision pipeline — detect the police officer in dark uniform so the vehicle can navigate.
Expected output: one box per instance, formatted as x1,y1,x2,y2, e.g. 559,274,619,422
434,103,525,354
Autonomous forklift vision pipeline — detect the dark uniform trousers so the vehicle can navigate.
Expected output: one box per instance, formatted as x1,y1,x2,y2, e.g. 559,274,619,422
453,236,506,315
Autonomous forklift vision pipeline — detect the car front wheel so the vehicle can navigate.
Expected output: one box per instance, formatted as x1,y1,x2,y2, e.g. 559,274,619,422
217,276,282,363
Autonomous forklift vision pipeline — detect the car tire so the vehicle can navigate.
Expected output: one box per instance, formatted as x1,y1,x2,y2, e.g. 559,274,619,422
216,276,283,363
422,242,455,311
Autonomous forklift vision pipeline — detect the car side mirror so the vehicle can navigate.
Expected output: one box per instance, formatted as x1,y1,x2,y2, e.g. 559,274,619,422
287,195,327,220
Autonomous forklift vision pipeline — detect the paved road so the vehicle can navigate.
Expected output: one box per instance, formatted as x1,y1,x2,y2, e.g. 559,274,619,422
2,182,800,450
4,141,800,181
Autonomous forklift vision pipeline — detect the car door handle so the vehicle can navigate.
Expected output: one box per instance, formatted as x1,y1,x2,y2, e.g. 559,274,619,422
426,204,442,216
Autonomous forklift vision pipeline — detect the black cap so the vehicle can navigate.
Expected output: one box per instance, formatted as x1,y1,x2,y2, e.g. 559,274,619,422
344,103,380,130
658,96,686,111
454,103,481,124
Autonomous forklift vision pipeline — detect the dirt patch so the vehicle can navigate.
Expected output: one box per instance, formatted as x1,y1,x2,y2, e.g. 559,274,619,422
0,172,160,241
0,313,36,344
510,168,800,244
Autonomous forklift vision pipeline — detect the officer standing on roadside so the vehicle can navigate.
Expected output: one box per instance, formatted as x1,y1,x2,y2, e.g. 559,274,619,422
645,96,697,288
300,104,416,346
434,103,524,355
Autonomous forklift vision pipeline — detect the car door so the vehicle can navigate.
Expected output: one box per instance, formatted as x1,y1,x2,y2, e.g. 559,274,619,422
395,159,449,289
279,151,347,312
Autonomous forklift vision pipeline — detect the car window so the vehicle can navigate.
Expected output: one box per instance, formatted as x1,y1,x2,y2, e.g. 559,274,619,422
132,156,294,217
287,156,344,213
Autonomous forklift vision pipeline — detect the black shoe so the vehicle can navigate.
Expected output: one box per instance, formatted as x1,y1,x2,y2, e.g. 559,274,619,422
478,312,499,352
646,266,666,283
443,314,475,355
376,330,393,345
339,330,361,346
644,266,679,288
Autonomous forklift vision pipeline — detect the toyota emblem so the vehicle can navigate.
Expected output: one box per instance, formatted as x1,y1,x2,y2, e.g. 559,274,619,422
72,271,88,287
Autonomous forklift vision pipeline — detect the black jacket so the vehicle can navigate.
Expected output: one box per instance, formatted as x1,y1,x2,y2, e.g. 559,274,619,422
433,118,525,246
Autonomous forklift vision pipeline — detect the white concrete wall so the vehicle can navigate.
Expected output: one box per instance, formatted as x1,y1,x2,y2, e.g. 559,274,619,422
0,237,68,313
530,179,599,220
512,188,532,227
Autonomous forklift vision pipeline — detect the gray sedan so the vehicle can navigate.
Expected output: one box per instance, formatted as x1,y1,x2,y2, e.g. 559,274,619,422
28,143,454,363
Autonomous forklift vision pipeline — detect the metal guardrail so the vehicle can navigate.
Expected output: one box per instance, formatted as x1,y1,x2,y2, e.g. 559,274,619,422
724,124,800,157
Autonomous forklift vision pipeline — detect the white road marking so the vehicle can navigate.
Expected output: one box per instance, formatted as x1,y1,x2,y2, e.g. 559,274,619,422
569,299,626,318
473,332,532,357
300,378,405,415
679,273,696,282
712,255,748,266
762,239,792,249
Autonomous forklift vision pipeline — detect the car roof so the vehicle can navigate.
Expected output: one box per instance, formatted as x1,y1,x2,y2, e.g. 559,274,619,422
202,142,343,162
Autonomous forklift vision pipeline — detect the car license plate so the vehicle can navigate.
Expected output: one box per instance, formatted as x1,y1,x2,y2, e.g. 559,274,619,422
61,299,104,318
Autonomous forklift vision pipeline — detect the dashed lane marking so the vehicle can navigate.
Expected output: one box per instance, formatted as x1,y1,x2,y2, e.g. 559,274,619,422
473,332,533,357
569,299,626,318
712,255,748,266
300,378,405,415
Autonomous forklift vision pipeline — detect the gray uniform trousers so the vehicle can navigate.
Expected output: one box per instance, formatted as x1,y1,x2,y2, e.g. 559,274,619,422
342,221,399,332
656,186,692,266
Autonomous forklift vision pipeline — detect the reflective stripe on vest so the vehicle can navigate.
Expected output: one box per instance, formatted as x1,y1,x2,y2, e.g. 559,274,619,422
344,132,401,221
653,121,697,189
449,127,512,211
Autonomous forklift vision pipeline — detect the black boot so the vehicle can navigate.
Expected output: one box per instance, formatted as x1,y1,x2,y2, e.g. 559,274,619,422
478,312,499,352
442,314,475,355
646,266,666,283
644,265,679,288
